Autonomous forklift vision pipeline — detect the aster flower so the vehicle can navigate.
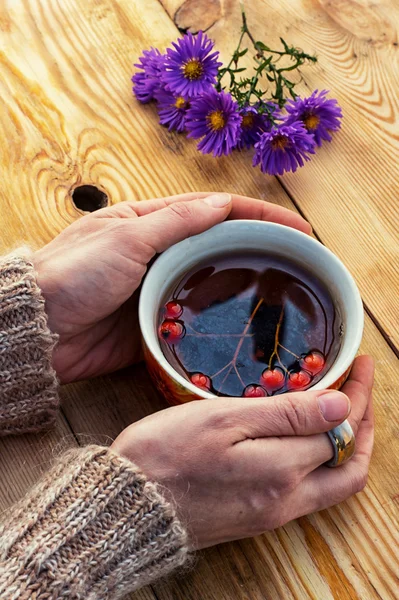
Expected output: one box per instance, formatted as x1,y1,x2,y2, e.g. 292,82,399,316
185,89,242,157
285,89,342,146
132,48,163,103
162,31,222,98
236,103,281,150
155,88,189,133
253,123,316,175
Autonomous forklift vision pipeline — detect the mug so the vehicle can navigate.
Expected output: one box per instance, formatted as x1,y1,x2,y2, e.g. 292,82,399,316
139,220,364,406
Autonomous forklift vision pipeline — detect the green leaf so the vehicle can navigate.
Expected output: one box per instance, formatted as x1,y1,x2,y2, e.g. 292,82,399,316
254,41,270,52
280,37,291,53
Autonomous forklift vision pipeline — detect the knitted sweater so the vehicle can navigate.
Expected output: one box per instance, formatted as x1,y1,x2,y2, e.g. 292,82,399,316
0,253,188,598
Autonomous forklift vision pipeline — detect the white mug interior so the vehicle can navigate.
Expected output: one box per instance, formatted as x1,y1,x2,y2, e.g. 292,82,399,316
139,220,364,398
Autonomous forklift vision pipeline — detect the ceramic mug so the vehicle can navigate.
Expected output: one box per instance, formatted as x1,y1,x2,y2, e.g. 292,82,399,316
139,220,364,406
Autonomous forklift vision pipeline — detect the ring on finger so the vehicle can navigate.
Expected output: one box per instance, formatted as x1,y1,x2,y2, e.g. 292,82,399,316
325,420,356,468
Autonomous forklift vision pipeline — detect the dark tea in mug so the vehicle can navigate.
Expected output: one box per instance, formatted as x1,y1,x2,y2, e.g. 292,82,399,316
158,253,342,397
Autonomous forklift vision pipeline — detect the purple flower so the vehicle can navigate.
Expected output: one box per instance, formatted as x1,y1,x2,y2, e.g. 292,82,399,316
155,88,189,132
161,31,222,98
185,89,242,157
236,103,280,150
253,123,316,175
285,90,342,146
132,48,164,103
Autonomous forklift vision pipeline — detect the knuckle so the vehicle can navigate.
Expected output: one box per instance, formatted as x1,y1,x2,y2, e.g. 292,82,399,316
250,500,290,533
168,201,195,222
280,395,308,435
206,408,233,431
279,471,301,495
247,493,274,532
352,471,368,495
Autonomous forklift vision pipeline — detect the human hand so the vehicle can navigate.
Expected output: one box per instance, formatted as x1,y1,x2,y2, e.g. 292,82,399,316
112,356,374,549
34,192,310,383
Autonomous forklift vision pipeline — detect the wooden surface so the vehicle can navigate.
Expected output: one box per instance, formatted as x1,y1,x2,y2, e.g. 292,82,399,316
0,1,398,599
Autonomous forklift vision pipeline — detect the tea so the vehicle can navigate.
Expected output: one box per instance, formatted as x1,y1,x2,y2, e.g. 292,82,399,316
158,253,342,397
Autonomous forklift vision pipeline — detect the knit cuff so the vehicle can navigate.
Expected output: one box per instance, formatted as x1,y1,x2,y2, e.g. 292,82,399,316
0,250,59,435
0,446,189,599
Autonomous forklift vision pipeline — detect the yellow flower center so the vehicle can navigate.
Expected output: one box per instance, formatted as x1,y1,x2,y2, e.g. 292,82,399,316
271,135,289,150
174,96,186,109
303,113,320,130
242,114,255,129
183,59,204,80
207,110,225,131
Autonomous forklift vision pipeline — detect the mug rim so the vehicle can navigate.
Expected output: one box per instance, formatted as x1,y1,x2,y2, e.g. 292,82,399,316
139,220,364,398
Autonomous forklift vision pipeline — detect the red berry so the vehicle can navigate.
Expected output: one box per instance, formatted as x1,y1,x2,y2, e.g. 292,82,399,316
300,351,325,375
159,320,185,343
165,301,183,319
190,372,211,390
243,384,267,398
261,367,285,392
288,370,312,390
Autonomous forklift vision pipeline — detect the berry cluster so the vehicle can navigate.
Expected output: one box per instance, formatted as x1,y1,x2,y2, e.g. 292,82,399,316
159,302,326,397
158,301,185,342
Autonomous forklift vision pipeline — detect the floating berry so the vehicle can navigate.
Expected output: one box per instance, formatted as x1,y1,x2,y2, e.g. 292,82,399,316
190,372,212,391
300,351,325,375
159,319,185,343
165,301,183,320
243,384,267,398
260,367,285,392
288,370,312,390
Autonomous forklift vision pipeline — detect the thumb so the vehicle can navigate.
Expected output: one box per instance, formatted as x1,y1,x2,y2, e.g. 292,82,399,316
133,193,232,255
223,389,351,438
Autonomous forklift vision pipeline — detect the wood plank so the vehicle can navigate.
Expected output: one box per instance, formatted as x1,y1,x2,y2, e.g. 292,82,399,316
195,0,399,349
0,415,74,511
0,0,321,248
0,1,398,599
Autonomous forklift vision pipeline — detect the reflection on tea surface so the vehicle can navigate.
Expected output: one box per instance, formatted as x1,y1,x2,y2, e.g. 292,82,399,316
158,253,342,397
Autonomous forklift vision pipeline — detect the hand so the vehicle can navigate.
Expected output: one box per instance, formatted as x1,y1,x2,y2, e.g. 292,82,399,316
112,356,374,549
34,192,310,383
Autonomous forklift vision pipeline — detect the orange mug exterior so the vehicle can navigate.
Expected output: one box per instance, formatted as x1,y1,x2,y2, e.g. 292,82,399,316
144,342,200,405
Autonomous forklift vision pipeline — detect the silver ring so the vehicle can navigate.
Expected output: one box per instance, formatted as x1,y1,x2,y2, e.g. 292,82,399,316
325,420,356,468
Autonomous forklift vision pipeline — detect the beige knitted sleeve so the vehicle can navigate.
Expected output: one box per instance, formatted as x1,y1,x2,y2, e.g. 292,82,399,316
0,250,59,435
0,445,189,599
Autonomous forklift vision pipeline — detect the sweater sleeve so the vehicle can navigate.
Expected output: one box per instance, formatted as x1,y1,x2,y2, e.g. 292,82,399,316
0,445,189,599
0,250,59,435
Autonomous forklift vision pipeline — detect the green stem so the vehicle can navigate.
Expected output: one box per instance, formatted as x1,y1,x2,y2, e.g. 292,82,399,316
218,5,316,108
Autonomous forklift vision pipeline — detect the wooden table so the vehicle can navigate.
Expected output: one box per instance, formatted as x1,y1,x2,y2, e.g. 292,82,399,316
1,1,398,598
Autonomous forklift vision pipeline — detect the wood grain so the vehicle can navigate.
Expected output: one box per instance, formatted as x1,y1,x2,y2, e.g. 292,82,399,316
159,0,222,32
0,1,398,599
203,0,399,351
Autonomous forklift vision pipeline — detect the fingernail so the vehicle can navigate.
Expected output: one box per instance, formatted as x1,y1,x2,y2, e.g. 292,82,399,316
203,193,231,208
318,391,350,422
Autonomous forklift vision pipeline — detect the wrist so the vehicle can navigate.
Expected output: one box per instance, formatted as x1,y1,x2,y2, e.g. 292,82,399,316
33,249,72,383
33,248,59,336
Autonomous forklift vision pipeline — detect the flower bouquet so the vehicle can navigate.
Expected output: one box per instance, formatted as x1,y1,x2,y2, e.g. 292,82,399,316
132,9,342,176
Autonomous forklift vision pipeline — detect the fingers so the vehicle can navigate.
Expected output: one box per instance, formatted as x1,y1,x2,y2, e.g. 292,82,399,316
227,195,312,235
241,356,374,476
293,387,374,516
100,192,311,234
340,355,375,436
131,193,233,257
215,388,351,441
276,356,375,474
